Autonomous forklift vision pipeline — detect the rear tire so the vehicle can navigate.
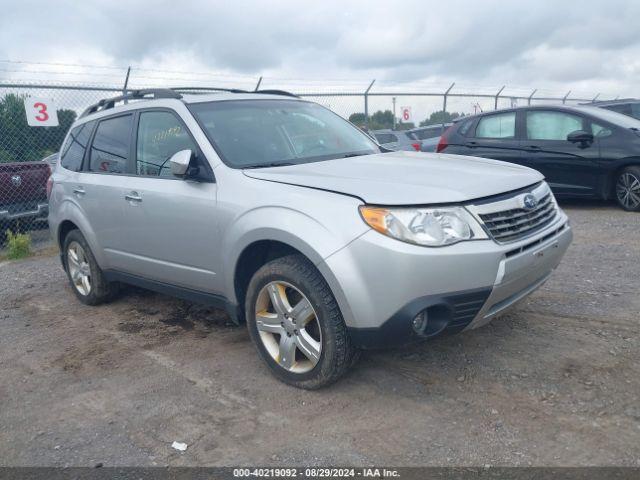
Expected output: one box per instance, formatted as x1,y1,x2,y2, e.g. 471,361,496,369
615,166,640,211
245,254,359,389
62,229,118,305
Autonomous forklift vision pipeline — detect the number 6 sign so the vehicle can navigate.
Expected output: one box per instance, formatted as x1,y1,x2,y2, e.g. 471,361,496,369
400,106,412,122
24,97,59,127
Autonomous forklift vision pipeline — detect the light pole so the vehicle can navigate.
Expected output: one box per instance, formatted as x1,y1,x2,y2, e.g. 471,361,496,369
392,97,396,130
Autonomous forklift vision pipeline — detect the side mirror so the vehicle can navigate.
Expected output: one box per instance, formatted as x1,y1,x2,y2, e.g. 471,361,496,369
170,149,195,177
567,130,594,144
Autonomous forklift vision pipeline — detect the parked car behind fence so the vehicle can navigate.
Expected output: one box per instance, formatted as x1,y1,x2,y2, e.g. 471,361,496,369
0,160,50,243
371,129,421,151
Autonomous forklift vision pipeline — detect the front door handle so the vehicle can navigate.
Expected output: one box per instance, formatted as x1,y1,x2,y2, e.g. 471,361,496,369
526,145,542,151
465,141,478,147
125,192,142,203
72,186,85,196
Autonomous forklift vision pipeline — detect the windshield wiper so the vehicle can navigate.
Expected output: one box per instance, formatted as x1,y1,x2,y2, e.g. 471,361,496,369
242,162,295,169
341,152,370,158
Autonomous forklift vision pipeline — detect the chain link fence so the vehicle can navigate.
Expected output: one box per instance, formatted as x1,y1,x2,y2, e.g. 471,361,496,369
0,78,612,253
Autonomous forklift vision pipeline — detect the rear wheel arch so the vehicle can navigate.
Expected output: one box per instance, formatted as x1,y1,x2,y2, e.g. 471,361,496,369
57,220,79,250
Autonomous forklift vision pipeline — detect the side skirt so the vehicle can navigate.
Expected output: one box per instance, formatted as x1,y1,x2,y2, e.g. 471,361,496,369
103,270,241,324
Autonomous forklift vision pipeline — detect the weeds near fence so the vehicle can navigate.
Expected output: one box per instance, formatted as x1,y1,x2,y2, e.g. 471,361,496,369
5,230,31,260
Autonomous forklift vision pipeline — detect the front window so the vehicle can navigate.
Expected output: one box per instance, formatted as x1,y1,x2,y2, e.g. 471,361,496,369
526,111,584,141
136,111,197,177
189,100,379,168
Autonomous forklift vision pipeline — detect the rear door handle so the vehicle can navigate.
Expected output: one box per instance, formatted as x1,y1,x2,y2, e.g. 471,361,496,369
465,141,477,147
72,186,85,196
125,191,142,203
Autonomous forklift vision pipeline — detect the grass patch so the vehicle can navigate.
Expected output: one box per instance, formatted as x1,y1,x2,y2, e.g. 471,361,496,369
5,230,32,260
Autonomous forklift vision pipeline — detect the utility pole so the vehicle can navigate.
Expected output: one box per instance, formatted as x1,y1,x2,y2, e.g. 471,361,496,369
392,97,396,130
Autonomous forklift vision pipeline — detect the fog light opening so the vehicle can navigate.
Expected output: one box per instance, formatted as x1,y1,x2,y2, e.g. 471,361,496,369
412,311,428,334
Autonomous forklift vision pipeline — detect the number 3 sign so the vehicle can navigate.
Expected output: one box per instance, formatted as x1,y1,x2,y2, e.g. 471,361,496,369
24,97,59,127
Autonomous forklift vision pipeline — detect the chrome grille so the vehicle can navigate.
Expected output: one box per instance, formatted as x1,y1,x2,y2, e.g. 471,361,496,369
478,191,557,243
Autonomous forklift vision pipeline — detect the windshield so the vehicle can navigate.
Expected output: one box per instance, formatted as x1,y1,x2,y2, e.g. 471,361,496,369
189,99,380,168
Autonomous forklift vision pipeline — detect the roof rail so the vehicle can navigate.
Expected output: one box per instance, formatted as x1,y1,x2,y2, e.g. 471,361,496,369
171,87,249,94
80,89,183,118
254,89,299,98
172,87,299,98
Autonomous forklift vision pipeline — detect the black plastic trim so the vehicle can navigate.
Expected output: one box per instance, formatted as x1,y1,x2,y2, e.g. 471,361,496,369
103,270,240,324
347,286,492,349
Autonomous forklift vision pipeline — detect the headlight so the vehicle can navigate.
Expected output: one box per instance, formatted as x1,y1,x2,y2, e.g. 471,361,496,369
359,205,487,247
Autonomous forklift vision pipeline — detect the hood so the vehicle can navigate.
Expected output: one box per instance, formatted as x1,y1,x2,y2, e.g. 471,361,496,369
243,151,543,205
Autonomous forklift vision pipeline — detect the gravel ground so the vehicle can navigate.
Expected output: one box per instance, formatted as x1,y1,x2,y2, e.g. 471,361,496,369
0,201,639,467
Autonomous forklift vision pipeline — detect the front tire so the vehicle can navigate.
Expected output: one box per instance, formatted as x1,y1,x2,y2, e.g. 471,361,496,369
62,229,118,305
615,166,640,211
245,254,358,389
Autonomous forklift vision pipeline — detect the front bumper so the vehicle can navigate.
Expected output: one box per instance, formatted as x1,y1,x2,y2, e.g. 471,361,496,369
319,212,572,349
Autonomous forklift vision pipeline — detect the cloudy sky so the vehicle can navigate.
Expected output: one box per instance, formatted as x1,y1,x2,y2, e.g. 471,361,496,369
1,0,639,101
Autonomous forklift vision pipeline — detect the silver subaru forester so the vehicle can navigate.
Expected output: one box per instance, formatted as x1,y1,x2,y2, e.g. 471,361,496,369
48,89,572,388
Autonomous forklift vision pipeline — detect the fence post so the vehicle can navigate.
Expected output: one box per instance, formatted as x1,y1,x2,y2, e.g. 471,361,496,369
442,82,455,130
494,85,505,110
122,66,131,103
255,76,263,91
364,79,375,130
562,90,571,104
527,89,537,105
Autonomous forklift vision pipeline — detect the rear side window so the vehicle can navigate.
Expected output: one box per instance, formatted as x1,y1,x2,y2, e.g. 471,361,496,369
136,111,197,177
475,112,515,138
526,111,583,140
59,121,95,172
374,133,397,144
89,115,133,173
415,127,442,140
458,120,473,136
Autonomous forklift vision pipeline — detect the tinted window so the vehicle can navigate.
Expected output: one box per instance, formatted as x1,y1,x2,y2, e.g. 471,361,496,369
190,100,378,168
403,131,417,141
59,121,95,172
136,111,197,177
526,111,583,140
374,133,397,144
591,122,612,138
412,128,441,140
475,112,516,138
89,115,133,173
458,120,473,136
631,104,640,120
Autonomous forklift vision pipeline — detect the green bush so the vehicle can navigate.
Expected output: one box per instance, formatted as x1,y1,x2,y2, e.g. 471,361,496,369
6,230,31,260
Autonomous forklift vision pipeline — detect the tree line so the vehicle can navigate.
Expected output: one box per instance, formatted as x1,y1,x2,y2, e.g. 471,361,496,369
349,109,465,131
0,93,76,163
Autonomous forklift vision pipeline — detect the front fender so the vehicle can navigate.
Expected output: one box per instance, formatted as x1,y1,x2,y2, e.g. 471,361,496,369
221,205,367,308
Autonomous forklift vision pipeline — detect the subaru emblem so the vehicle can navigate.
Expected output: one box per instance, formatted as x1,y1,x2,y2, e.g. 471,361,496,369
11,175,22,187
522,193,538,210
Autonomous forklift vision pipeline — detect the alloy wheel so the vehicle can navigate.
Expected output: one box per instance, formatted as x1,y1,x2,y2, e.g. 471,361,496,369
616,172,640,210
255,281,322,373
67,241,92,296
